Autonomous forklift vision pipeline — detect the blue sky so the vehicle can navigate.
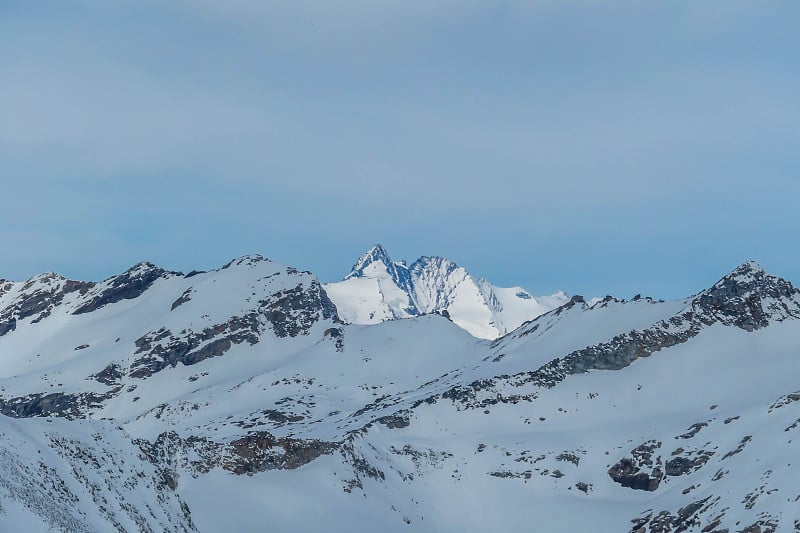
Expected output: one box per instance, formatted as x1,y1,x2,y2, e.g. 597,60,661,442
2,1,799,298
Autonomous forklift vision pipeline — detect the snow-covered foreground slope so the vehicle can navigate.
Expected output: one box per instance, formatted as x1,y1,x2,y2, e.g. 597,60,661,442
324,244,568,339
0,257,799,532
0,416,194,532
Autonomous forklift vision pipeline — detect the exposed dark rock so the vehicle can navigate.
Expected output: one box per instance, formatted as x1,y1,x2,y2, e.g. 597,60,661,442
226,431,337,475
629,496,715,533
695,261,800,331
324,326,345,351
665,449,714,476
171,289,193,310
609,460,661,491
0,317,17,336
722,435,752,460
260,409,305,425
0,390,119,419
556,452,580,466
375,413,410,429
73,263,174,315
340,441,386,484
490,471,517,479
677,422,709,439
265,283,337,337
575,482,592,493
609,441,664,492
90,364,123,386
131,281,337,378
0,275,94,336
0,280,13,297
738,517,780,533
324,327,342,338
768,392,800,413
129,322,252,378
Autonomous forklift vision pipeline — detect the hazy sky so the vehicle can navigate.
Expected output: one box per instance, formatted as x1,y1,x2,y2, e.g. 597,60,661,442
2,1,799,298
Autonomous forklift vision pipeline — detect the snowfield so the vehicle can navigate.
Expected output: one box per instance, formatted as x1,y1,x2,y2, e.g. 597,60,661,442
0,255,798,532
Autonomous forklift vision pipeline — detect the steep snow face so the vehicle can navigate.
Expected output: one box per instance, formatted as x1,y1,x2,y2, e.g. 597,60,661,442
325,245,568,339
325,244,417,324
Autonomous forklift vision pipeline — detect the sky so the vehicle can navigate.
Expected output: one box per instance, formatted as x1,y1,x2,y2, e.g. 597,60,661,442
1,1,799,299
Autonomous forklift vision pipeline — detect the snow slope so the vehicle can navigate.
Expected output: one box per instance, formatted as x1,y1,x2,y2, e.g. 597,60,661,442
0,416,194,532
0,257,798,532
324,244,568,339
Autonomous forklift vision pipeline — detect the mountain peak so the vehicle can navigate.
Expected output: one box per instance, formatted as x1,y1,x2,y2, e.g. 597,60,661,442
722,260,766,281
23,271,66,285
345,244,395,280
367,243,390,257
695,260,800,331
125,261,163,275
221,254,268,270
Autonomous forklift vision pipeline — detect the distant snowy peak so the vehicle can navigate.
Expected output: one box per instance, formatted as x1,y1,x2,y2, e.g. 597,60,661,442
325,244,568,339
345,243,416,297
345,243,395,280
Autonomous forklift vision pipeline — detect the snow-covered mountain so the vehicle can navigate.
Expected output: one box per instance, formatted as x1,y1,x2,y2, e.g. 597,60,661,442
0,255,799,532
324,244,568,339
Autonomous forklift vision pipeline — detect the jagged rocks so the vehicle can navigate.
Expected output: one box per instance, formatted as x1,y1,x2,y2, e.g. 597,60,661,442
677,422,709,439
722,435,752,460
664,449,715,476
375,413,411,429
0,275,94,336
609,441,664,491
265,282,338,337
129,323,254,379
73,263,173,315
694,261,800,331
130,281,336,378
226,432,337,475
768,391,800,412
612,440,716,493
171,289,193,310
630,497,714,533
324,326,345,351
0,391,118,419
90,364,123,386
610,459,662,491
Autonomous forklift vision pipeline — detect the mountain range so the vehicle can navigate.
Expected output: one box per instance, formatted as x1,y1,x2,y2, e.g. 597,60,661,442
0,253,798,532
